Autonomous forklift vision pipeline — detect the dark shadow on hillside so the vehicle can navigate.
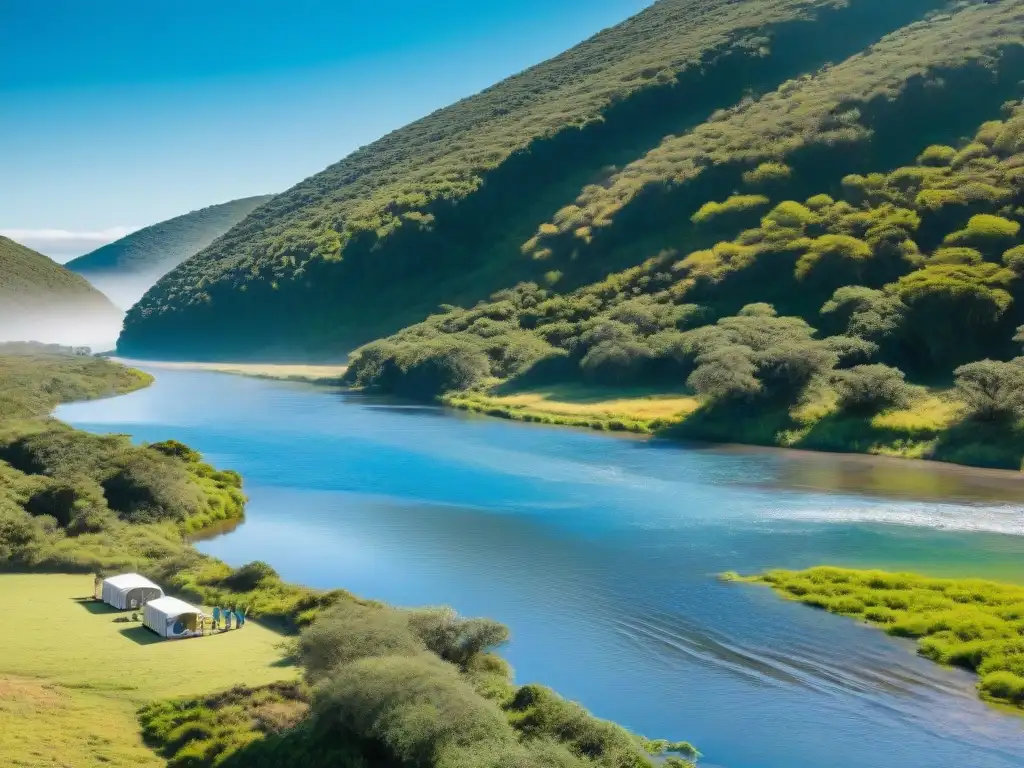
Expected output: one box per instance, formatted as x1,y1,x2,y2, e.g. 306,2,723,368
72,597,120,615
795,411,935,457
931,420,1024,472
118,625,163,646
660,401,802,449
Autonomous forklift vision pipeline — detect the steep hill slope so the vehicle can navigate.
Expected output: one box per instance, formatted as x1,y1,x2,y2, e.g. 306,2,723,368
0,236,123,347
67,195,273,309
119,0,1024,360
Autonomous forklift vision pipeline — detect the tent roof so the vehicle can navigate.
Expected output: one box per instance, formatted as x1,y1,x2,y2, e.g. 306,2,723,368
102,573,161,592
146,596,202,618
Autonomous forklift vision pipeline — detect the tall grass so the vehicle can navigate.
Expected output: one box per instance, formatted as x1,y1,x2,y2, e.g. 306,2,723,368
729,567,1024,709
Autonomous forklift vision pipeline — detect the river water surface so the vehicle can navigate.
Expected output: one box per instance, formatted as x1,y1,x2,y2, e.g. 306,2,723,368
57,367,1024,768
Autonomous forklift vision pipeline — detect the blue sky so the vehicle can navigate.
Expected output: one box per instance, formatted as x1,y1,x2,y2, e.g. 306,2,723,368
0,0,650,261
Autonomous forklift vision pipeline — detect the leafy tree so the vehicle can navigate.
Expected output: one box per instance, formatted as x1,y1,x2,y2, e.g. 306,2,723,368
795,234,872,281
580,340,654,385
687,345,761,402
691,195,770,226
953,360,1024,422
892,263,1014,371
943,214,1021,258
930,247,984,265
820,286,906,347
406,607,509,667
825,335,878,367
1002,245,1024,273
684,308,835,404
742,162,792,186
831,364,913,414
917,144,957,167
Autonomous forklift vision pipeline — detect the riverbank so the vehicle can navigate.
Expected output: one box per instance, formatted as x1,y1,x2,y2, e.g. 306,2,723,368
52,357,1024,768
444,382,1024,473
125,359,348,383
0,350,699,768
122,355,1024,473
726,567,1024,711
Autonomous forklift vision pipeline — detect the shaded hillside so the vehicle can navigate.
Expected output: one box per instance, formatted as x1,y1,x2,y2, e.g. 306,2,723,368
0,236,123,347
67,195,273,309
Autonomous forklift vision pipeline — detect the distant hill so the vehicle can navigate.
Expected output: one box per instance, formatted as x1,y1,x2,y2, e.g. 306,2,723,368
0,236,123,347
118,0,1024,360
67,195,273,309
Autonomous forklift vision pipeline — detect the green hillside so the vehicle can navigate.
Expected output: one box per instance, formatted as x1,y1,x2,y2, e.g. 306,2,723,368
121,0,990,358
0,236,123,346
119,1,1024,385
66,195,273,308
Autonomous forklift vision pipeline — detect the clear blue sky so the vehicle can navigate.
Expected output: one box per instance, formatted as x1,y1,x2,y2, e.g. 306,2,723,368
0,0,650,260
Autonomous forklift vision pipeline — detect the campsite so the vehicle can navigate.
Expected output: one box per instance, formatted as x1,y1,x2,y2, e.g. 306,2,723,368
0,573,297,768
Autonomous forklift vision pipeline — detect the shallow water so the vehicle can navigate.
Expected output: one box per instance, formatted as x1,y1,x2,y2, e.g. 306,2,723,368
58,367,1024,768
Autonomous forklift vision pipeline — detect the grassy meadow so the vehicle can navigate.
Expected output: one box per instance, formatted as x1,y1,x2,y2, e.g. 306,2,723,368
728,567,1024,711
0,574,295,767
445,383,700,433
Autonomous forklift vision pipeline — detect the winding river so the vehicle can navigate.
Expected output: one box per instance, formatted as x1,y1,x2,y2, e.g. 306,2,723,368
57,366,1024,768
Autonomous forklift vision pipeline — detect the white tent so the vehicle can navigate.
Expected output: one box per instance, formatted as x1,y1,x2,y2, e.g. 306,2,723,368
143,596,204,639
99,573,163,610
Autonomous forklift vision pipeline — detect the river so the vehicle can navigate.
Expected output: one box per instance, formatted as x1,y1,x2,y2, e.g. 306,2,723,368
57,366,1024,768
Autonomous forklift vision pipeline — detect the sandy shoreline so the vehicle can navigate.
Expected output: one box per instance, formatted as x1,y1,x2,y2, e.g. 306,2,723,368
118,359,348,382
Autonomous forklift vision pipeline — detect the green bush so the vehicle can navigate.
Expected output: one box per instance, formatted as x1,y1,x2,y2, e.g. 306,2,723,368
1001,244,1024,273
953,360,1024,422
830,364,913,414
917,144,957,167
795,235,872,280
742,162,791,186
691,194,770,226
930,247,983,265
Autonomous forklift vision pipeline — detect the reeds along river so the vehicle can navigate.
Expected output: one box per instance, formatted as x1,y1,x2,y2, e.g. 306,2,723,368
57,366,1024,768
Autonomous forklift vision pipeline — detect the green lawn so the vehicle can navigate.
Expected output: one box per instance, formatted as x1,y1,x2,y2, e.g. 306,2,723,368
0,574,298,767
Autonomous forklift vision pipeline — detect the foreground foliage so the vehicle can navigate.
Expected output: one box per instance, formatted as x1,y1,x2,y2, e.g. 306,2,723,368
140,601,697,768
0,350,695,767
730,567,1024,709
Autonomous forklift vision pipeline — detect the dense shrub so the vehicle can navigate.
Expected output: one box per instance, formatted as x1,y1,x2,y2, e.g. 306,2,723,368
406,607,509,668
298,602,427,682
684,308,836,404
580,341,655,386
346,338,491,400
218,560,280,592
953,360,1024,422
1002,244,1024,273
830,364,913,414
691,195,770,226
943,214,1021,257
742,162,791,187
917,145,957,167
892,263,1014,372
